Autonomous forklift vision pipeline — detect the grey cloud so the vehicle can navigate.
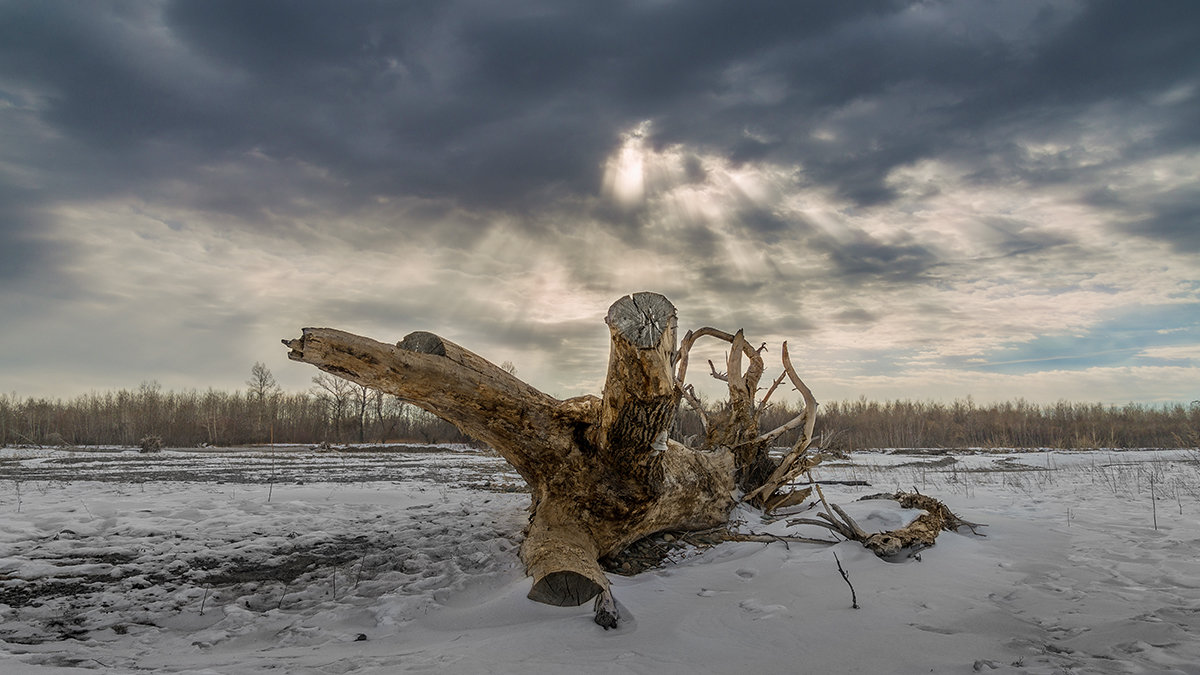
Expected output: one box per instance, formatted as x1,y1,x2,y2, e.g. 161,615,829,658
6,0,1197,232
1126,191,1200,254
976,218,1071,260
695,263,770,296
1083,186,1200,254
832,308,877,326
814,230,939,283
734,209,800,245
1003,1,1200,108
0,226,52,286
2,0,1199,316
0,1,911,224
0,185,74,290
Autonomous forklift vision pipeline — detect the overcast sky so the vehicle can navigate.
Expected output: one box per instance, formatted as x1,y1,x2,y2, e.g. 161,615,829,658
2,0,1198,406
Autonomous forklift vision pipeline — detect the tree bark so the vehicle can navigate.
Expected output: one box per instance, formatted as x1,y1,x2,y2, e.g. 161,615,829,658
597,292,678,480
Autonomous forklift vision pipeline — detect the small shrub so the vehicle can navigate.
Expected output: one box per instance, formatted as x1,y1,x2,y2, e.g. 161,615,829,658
139,435,163,453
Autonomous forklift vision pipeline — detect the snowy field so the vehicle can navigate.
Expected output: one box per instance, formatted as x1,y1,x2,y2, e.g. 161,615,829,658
2,445,1199,674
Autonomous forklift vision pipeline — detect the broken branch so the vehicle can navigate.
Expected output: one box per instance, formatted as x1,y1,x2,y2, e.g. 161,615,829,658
834,552,859,609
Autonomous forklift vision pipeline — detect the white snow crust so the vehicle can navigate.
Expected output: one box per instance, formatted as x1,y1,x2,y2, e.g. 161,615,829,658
2,446,1199,674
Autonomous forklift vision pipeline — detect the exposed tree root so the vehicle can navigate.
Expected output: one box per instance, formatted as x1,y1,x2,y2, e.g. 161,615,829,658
602,495,984,576
285,292,981,628
858,490,987,555
790,489,986,558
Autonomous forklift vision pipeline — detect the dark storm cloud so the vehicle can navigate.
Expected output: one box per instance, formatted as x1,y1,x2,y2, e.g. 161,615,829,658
3,0,1200,271
999,1,1200,108
1082,185,1200,254
1126,190,1200,254
0,2,893,212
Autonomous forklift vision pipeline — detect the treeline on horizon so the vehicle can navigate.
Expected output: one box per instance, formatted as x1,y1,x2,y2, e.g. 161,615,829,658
2,379,1197,451
0,379,473,450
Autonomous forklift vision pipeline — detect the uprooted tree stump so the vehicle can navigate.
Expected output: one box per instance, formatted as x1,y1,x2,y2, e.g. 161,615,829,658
283,292,975,627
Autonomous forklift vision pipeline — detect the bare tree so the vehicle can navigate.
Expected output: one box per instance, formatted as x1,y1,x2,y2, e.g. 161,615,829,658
370,389,386,442
246,362,281,442
310,373,354,441
351,382,371,443
0,393,14,447
246,362,280,402
200,389,225,445
136,381,163,442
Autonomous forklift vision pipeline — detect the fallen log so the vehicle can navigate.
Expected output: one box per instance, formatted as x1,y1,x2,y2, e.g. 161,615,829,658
284,292,973,627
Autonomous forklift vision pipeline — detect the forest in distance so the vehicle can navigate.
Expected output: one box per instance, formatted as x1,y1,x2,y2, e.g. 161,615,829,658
3,363,1197,451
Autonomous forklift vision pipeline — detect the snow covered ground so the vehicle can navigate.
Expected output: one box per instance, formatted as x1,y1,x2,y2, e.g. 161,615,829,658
2,445,1199,674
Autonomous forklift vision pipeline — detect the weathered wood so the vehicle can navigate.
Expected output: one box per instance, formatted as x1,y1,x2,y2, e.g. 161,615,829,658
283,291,963,628
761,487,813,512
522,498,608,606
675,326,776,491
284,328,574,484
597,292,679,479
856,491,986,557
788,491,984,558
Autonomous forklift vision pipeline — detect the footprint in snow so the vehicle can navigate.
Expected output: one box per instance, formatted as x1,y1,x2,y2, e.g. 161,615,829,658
739,598,786,620
735,567,757,580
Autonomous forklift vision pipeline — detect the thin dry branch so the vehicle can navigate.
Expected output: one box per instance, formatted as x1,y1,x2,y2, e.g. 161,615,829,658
707,359,728,382
720,531,839,546
786,517,849,539
776,340,819,445
675,327,759,388
831,503,870,541
755,410,809,447
833,552,859,609
676,327,731,386
811,479,836,524
758,372,788,411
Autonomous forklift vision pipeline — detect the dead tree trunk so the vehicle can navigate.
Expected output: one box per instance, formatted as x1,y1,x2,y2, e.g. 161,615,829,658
283,292,820,625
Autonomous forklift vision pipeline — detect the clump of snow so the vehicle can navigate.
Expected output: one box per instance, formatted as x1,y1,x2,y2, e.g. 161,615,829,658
1,447,1199,673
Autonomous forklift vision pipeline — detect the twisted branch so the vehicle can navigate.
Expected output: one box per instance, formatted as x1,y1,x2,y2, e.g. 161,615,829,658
742,342,820,507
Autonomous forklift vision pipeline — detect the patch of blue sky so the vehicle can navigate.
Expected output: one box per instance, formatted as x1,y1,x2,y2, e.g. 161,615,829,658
956,303,1200,375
